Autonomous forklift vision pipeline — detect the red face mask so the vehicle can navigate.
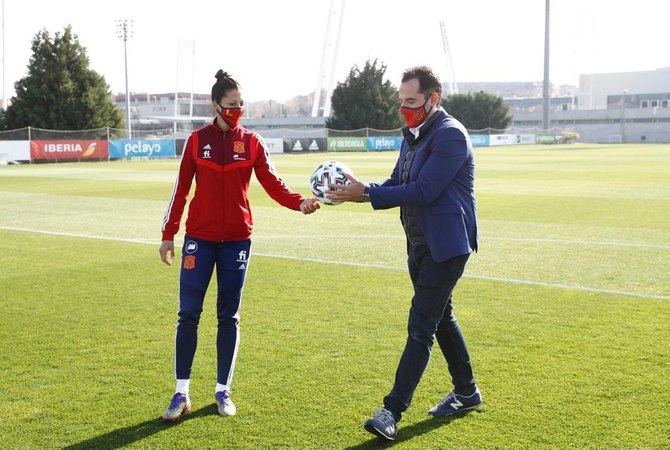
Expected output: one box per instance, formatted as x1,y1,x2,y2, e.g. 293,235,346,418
400,98,431,128
218,106,244,128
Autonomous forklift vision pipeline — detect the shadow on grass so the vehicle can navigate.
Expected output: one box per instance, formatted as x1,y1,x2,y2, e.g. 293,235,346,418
63,403,218,450
344,410,477,450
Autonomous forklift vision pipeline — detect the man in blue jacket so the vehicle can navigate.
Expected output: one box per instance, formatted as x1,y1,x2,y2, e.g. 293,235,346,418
326,66,481,441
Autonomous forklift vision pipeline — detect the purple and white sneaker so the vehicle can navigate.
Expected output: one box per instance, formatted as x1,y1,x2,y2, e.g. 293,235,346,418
162,392,191,421
215,390,236,417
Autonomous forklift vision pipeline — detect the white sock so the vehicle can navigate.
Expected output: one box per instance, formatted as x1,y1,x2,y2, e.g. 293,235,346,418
215,383,229,394
176,379,190,396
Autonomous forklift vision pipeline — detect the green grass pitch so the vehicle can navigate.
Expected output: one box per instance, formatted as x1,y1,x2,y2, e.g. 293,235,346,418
0,144,668,448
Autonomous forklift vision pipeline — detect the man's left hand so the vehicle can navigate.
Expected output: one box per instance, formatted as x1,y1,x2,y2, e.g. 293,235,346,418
326,174,367,203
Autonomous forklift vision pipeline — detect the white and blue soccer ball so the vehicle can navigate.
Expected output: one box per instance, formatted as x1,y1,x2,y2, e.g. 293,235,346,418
310,160,353,205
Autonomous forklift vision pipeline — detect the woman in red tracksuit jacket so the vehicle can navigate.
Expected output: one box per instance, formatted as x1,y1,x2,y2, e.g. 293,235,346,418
159,70,319,421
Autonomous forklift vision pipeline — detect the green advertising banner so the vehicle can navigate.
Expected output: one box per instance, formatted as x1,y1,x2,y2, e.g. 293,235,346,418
327,137,367,152
536,134,557,144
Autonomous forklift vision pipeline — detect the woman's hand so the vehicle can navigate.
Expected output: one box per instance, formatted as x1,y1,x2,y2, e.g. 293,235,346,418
300,198,321,214
159,240,175,265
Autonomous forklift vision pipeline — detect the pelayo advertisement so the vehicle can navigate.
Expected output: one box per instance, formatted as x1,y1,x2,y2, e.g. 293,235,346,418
108,139,176,159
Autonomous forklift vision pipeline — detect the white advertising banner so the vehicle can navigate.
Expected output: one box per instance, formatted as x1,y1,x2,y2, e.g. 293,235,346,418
262,138,284,154
0,141,30,160
489,134,516,146
488,134,536,146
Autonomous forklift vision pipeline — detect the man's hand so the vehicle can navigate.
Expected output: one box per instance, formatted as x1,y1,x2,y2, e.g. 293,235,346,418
326,174,367,203
300,197,321,214
159,240,175,266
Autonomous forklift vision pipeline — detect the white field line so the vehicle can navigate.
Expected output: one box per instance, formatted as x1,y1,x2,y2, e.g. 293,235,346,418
486,236,670,250
2,226,668,301
251,234,670,250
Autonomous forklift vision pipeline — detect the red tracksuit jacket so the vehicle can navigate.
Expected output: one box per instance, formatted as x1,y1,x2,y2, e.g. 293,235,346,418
161,121,304,242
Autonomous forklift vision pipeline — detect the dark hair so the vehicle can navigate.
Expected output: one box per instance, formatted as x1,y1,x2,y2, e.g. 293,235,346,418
401,66,442,97
211,70,240,102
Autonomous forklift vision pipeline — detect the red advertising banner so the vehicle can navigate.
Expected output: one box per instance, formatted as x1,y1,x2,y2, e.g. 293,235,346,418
30,140,109,160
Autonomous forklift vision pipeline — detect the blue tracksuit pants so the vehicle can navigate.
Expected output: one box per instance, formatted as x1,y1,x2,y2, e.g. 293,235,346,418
175,236,251,387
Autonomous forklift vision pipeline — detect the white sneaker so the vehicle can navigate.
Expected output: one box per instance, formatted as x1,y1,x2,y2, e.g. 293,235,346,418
215,390,236,416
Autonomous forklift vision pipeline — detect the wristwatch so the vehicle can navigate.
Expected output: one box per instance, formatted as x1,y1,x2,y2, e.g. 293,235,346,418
361,186,371,203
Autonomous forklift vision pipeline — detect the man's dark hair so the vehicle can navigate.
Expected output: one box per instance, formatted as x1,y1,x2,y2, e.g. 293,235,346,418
401,66,442,97
211,70,240,102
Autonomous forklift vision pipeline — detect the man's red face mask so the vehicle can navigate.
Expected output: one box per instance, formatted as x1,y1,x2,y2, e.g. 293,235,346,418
399,94,434,128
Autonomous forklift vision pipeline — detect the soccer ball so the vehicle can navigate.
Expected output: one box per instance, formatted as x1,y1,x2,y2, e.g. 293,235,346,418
310,160,353,205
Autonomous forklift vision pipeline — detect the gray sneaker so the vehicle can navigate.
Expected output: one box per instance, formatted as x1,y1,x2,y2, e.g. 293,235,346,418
363,408,398,441
428,387,483,417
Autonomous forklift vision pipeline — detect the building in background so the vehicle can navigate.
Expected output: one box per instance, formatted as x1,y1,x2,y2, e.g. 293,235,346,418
112,67,670,143
503,96,577,113
456,81,544,98
509,67,670,142
112,91,317,129
578,67,670,110
111,91,327,137
112,92,211,131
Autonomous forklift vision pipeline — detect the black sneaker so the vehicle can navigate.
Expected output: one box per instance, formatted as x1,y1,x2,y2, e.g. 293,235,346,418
363,408,398,441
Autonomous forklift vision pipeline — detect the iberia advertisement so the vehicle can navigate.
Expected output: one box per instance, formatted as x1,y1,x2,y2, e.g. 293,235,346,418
30,140,109,160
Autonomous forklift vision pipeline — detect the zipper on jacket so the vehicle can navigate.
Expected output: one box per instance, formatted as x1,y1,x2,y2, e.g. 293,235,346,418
221,130,227,240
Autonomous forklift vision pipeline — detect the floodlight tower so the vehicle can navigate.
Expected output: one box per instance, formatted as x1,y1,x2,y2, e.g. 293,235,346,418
182,40,196,118
312,0,346,117
542,0,551,130
1,0,5,111
439,20,458,95
116,19,134,139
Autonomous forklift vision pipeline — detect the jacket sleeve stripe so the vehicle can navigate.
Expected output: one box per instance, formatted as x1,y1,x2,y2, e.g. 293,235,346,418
161,173,181,231
160,133,197,237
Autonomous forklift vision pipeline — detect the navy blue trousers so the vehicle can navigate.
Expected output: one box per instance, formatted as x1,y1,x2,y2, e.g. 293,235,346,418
384,244,476,420
175,236,251,386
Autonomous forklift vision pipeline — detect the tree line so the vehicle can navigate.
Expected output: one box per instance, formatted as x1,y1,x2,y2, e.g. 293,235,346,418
1,27,511,132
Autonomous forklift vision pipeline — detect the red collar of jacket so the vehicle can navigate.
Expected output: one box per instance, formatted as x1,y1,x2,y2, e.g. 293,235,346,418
210,117,242,134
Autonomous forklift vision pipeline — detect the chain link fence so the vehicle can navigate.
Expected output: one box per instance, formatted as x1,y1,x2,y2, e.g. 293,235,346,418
0,127,30,140
0,124,579,163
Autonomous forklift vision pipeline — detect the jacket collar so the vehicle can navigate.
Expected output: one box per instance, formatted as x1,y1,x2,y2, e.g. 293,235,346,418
210,117,241,134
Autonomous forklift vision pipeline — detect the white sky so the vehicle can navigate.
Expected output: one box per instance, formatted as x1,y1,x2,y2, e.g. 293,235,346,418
2,0,668,103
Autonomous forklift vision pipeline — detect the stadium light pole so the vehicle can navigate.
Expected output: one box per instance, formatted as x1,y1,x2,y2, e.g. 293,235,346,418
174,39,180,135
620,89,628,143
542,0,551,131
1,0,5,111
116,19,134,139
185,40,195,118
323,0,345,117
311,0,335,117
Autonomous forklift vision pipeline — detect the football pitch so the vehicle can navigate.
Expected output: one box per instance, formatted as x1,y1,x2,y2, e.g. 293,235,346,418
0,144,668,449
